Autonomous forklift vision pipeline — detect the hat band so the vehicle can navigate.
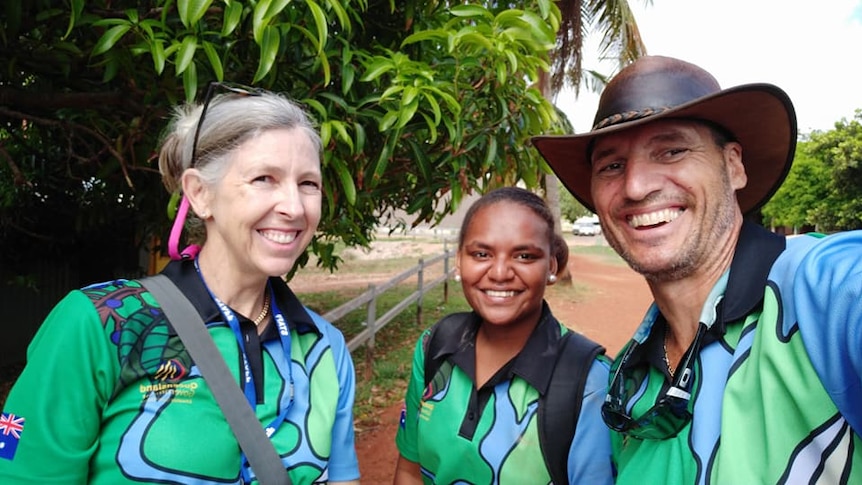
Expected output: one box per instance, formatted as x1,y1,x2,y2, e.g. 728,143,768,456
593,106,673,130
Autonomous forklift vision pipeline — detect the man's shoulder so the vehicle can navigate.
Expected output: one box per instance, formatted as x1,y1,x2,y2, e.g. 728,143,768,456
773,231,862,277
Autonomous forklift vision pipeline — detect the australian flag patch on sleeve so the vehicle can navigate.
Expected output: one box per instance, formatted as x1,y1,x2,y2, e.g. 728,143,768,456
0,412,25,460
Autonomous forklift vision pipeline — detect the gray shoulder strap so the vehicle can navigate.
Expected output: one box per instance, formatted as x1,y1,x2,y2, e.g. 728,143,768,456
140,274,291,485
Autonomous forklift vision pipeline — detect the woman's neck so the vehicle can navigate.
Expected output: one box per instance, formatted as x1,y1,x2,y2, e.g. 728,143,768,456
196,247,268,319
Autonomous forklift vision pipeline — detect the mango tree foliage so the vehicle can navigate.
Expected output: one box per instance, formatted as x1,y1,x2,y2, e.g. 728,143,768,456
762,110,862,232
0,0,567,281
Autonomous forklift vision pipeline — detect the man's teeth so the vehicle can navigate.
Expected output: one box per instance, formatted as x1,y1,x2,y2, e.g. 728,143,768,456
260,230,297,244
485,290,516,298
629,209,681,228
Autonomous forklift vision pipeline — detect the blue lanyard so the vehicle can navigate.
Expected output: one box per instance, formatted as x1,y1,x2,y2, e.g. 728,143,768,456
194,259,295,482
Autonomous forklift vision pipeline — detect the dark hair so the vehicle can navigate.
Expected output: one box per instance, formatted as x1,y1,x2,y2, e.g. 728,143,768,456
459,187,568,275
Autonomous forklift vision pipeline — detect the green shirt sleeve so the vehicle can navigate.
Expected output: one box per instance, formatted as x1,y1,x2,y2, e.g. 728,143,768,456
0,290,118,483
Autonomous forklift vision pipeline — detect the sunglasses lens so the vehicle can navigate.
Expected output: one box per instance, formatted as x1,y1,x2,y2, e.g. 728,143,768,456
601,403,634,432
603,396,691,439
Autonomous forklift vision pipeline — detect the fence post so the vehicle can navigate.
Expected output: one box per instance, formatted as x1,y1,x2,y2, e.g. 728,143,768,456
443,240,450,304
416,258,424,327
364,284,376,382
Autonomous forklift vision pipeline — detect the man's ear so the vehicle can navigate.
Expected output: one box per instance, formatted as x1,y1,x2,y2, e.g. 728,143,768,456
724,142,748,190
181,169,211,219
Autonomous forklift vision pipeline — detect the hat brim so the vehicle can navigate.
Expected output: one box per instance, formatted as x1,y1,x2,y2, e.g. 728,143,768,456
532,83,797,215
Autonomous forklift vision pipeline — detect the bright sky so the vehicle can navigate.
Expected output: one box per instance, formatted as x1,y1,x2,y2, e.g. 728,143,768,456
556,0,862,135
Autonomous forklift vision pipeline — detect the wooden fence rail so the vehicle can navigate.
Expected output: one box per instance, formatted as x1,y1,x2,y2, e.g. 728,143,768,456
319,246,456,370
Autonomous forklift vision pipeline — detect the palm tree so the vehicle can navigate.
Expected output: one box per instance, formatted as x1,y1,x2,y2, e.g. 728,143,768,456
542,0,649,283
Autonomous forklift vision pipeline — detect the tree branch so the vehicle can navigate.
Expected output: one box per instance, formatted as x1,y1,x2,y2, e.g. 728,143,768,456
0,87,144,114
0,107,134,188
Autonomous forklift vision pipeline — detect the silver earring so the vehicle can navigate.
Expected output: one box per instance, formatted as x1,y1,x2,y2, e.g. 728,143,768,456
454,274,461,282
548,274,557,283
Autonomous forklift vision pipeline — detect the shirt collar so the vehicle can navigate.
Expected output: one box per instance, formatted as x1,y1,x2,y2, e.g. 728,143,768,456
159,259,320,339
446,301,566,395
625,221,786,368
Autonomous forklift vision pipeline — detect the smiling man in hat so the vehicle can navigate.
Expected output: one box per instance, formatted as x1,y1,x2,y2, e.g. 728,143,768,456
533,55,862,483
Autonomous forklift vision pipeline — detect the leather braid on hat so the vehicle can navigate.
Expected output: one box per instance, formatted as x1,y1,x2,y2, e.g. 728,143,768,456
594,106,673,130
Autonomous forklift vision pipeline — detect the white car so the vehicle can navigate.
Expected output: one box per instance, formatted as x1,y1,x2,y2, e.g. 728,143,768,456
572,217,601,236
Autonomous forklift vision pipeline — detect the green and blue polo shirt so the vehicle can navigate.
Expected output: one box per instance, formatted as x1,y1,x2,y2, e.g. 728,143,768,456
610,222,862,484
0,260,359,484
396,305,614,484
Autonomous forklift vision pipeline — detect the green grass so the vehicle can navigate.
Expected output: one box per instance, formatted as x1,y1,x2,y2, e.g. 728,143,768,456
569,243,628,265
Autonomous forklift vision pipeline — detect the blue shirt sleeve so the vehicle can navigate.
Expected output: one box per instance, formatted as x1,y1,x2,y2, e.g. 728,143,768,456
777,232,862,433
568,357,614,485
309,313,361,482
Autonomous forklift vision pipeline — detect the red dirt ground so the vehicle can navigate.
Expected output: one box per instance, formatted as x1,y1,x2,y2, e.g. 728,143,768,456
353,251,653,484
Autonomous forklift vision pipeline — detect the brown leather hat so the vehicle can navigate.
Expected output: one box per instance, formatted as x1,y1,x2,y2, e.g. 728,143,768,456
532,55,797,214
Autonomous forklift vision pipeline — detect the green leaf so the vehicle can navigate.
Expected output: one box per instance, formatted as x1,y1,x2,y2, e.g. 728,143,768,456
379,111,399,132
379,85,403,101
252,25,280,83
301,98,327,120
125,9,140,24
92,18,130,27
360,57,394,82
102,55,119,82
371,142,393,182
320,120,332,147
326,0,350,32
202,41,224,80
331,120,354,152
178,0,213,29
422,92,441,126
64,0,85,39
402,29,447,46
91,24,131,56
407,138,431,181
396,99,418,130
329,156,357,205
353,121,367,153
305,0,328,54
483,135,497,168
341,63,355,95
183,62,199,102
402,86,419,106
419,112,438,144
318,92,349,110
263,0,292,19
222,1,244,36
151,39,167,74
450,5,493,20
317,50,332,86
252,0,269,44
496,62,507,85
175,35,198,75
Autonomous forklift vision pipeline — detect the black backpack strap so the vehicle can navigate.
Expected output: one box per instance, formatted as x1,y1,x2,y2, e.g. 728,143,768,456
423,312,473,388
539,331,605,485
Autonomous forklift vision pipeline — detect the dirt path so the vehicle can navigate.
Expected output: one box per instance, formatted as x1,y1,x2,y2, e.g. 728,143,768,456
354,251,653,484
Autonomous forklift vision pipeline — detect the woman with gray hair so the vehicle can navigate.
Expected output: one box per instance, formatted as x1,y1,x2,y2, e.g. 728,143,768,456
0,83,361,484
